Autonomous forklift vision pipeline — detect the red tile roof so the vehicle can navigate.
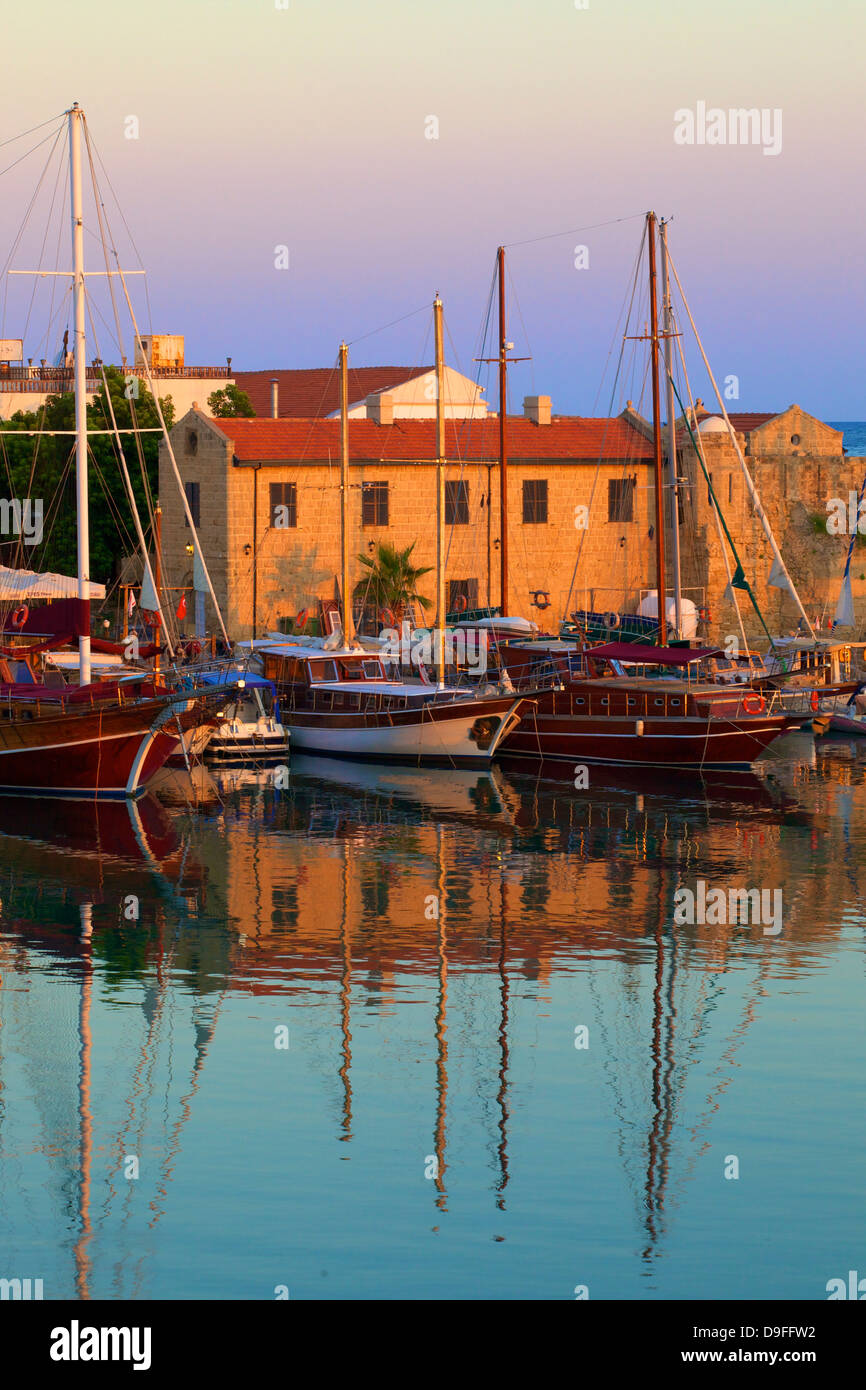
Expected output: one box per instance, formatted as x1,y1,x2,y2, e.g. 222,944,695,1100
692,408,778,433
210,415,654,463
233,366,433,418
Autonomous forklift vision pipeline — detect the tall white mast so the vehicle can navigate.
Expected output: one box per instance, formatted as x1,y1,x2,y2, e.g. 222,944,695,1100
69,103,91,685
659,219,682,639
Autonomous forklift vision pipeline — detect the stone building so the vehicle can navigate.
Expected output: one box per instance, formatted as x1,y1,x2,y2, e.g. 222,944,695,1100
158,401,657,638
157,392,865,644
674,404,863,640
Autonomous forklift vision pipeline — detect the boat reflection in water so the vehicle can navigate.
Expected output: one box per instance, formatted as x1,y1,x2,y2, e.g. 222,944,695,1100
0,746,861,1299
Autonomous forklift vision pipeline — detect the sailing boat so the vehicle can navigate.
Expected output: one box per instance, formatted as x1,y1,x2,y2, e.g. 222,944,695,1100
260,306,530,765
494,215,799,769
0,104,219,797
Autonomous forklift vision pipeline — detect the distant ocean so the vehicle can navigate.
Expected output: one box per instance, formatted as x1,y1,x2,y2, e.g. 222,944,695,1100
831,422,866,455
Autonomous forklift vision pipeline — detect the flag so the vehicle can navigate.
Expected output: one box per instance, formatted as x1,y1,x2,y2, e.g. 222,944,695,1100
128,590,137,616
176,592,187,621
834,572,855,628
767,554,795,594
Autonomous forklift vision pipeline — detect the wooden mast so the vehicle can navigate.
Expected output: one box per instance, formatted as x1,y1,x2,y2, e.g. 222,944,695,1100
339,343,355,646
659,218,683,638
497,247,509,618
646,213,668,645
434,295,446,686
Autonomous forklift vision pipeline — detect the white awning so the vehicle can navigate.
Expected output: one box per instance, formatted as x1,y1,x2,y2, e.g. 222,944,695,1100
0,566,105,601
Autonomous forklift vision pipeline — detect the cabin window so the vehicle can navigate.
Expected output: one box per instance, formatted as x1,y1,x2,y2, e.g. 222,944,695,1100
312,660,338,682
448,578,478,614
184,481,200,527
574,697,585,706
523,479,548,524
601,696,609,706
362,659,382,679
445,479,469,525
362,481,389,527
608,477,635,522
671,697,681,707
627,696,636,707
270,482,297,529
654,697,665,707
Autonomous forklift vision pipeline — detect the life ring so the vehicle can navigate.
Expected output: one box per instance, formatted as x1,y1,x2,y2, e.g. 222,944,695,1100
11,604,29,628
533,590,551,611
379,606,396,627
604,611,620,629
452,595,469,614
810,690,819,712
295,608,309,629
743,694,765,714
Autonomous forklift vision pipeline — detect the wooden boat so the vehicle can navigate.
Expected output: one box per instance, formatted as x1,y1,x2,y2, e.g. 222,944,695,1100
499,640,799,768
260,645,527,766
0,669,200,797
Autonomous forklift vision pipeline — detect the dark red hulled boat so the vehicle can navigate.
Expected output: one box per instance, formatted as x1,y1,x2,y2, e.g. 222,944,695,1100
0,678,197,798
499,641,800,769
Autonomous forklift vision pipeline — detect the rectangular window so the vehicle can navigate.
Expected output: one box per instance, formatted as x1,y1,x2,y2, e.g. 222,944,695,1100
270,482,297,529
445,479,469,525
184,481,200,528
522,479,548,524
607,478,635,523
362,480,389,527
448,578,479,614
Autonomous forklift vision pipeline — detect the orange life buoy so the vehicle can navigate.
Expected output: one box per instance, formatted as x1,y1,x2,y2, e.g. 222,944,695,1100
743,694,765,715
379,607,396,627
295,608,309,629
810,690,820,712
452,595,468,614
11,604,29,629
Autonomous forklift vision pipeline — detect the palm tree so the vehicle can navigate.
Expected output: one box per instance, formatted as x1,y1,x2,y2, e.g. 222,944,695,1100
353,540,433,626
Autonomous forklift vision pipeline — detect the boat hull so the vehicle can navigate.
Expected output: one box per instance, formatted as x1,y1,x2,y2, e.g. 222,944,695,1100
0,698,185,798
501,708,797,769
283,696,526,767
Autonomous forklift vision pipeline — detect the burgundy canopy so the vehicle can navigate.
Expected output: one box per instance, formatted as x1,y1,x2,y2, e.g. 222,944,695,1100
588,643,725,667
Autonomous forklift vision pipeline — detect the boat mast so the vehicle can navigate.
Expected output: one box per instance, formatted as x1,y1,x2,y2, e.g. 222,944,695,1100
434,295,446,687
646,213,668,646
69,103,91,685
339,343,355,645
659,219,682,639
498,247,509,618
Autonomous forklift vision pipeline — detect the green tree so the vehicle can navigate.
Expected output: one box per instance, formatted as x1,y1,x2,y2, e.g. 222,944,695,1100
0,367,172,583
353,540,433,624
207,384,255,417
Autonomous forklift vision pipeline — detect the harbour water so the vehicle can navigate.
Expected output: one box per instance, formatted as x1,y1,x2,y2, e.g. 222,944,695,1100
1,739,864,1301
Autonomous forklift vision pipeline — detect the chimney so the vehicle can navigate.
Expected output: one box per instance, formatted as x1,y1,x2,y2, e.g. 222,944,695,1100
270,378,279,419
523,395,551,425
367,391,393,425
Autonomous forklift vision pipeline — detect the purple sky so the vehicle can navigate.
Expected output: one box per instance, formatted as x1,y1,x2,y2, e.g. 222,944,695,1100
1,0,864,417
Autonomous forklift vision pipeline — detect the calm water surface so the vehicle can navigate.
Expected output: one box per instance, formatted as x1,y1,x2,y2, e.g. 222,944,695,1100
0,738,864,1300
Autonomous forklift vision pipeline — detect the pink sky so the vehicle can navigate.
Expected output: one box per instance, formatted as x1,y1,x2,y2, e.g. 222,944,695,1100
1,0,863,416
